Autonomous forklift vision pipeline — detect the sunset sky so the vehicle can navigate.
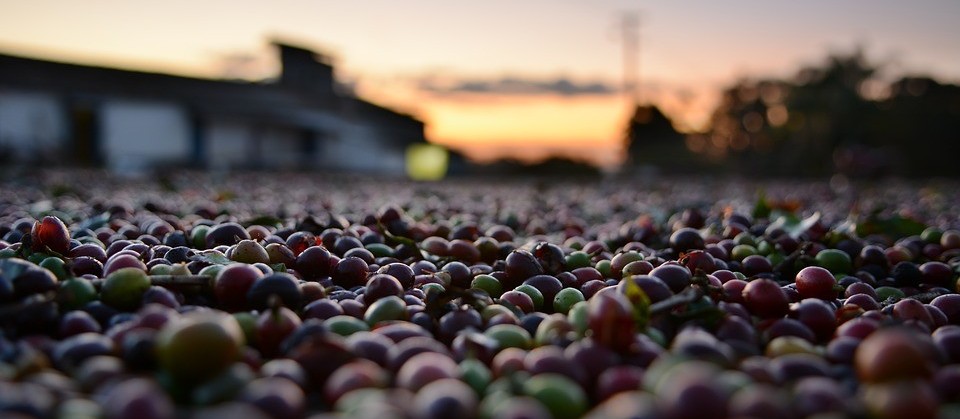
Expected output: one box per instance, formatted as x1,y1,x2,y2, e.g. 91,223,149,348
1,0,958,166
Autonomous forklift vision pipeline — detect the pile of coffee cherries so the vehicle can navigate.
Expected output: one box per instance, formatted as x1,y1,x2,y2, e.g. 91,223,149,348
0,171,958,418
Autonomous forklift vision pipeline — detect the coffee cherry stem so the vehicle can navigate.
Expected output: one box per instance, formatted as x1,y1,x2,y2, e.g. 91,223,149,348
267,294,283,312
149,275,211,288
650,287,704,316
880,289,951,307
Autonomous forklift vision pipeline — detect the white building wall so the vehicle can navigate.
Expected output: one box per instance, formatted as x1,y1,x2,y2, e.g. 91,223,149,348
204,119,255,170
322,121,405,175
259,126,302,168
101,100,191,172
205,121,306,170
0,89,67,158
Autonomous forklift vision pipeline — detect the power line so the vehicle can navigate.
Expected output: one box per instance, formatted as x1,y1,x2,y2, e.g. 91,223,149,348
621,11,640,104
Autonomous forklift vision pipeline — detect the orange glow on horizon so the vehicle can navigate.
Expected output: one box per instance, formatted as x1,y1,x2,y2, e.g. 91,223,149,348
2,1,958,168
354,75,720,167
426,95,629,145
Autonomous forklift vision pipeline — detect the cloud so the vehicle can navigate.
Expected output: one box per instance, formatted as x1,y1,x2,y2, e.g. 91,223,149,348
417,75,622,97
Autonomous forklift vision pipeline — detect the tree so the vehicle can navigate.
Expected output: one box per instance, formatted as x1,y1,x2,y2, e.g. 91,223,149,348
632,47,960,177
869,77,960,176
785,49,879,175
623,104,699,173
701,48,888,177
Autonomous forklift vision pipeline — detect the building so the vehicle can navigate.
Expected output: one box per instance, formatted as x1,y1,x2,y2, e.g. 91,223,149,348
0,41,426,174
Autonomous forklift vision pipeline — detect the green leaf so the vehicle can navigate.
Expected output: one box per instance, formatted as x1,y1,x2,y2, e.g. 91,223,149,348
796,212,822,237
49,184,75,198
833,217,858,237
698,224,718,242
379,221,428,260
269,263,287,273
766,212,819,239
422,283,456,319
191,250,233,265
622,277,650,330
752,190,772,220
669,295,724,327
380,223,415,247
855,213,926,240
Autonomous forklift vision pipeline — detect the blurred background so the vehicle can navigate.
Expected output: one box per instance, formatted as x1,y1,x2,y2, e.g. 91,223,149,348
0,0,957,178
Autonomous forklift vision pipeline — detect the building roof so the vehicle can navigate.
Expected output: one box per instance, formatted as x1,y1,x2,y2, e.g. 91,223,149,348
0,46,423,134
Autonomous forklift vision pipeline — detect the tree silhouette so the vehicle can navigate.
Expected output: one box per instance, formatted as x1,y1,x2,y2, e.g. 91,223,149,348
621,47,960,178
692,48,960,177
786,49,878,175
623,104,700,173
870,77,960,176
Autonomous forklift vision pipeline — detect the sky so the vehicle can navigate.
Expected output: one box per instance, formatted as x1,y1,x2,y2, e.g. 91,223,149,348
1,0,958,166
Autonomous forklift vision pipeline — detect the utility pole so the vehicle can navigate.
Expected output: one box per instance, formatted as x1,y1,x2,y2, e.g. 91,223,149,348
621,11,640,105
